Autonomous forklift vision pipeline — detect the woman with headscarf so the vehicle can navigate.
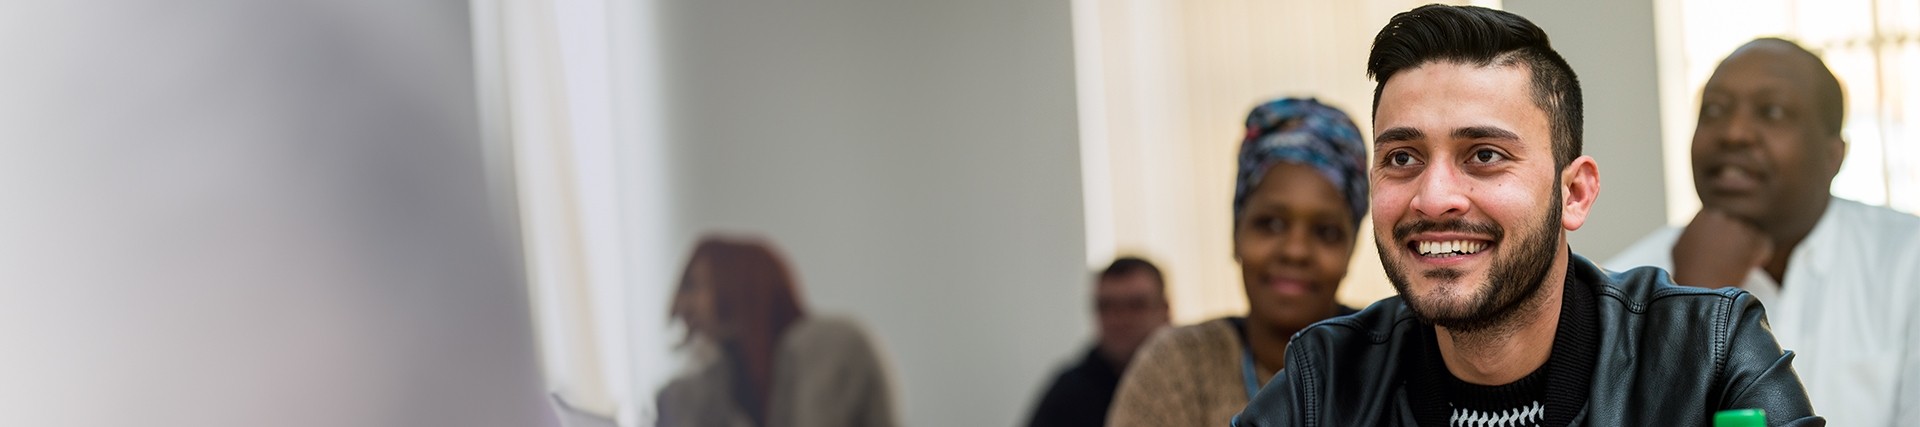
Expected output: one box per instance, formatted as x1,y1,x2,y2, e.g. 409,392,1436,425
1106,98,1370,426
656,236,899,427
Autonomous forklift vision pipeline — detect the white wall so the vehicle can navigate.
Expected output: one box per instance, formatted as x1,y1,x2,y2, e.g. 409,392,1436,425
653,1,1088,426
1505,0,1672,260
0,2,554,426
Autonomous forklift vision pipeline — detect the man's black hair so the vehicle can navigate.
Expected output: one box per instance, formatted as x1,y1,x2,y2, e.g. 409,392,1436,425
1367,4,1584,170
1100,256,1165,290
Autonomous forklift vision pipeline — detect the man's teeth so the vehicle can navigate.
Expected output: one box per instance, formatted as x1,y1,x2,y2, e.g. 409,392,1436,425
1417,240,1486,257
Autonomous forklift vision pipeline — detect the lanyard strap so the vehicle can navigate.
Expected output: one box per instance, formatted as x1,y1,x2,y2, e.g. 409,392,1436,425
1240,345,1261,399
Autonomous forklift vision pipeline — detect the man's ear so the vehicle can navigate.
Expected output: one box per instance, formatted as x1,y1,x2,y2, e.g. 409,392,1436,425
1560,155,1600,231
1824,135,1848,178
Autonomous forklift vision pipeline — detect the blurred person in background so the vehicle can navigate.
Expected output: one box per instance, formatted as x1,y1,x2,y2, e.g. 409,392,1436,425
1609,37,1920,426
1026,257,1171,427
1106,97,1368,427
656,235,899,427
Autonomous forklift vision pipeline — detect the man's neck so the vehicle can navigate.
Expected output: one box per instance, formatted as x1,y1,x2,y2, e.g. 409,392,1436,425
1763,228,1814,285
1761,196,1831,283
1434,260,1567,386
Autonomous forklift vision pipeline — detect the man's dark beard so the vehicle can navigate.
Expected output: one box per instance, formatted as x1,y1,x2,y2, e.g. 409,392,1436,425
1377,190,1562,334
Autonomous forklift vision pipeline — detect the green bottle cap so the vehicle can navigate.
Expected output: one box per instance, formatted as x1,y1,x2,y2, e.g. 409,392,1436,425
1713,408,1767,427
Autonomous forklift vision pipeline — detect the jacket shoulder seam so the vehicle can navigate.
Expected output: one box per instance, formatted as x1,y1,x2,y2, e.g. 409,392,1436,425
1295,313,1416,345
1597,283,1739,314
1710,293,1733,397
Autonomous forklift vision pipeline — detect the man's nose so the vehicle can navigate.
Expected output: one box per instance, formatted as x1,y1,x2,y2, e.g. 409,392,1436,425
1716,110,1760,149
1410,162,1470,218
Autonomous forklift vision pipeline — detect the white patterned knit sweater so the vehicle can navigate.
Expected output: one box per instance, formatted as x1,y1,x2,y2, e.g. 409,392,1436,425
1449,401,1545,427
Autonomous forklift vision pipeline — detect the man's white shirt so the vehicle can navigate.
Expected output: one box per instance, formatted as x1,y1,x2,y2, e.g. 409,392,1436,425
1608,197,1920,426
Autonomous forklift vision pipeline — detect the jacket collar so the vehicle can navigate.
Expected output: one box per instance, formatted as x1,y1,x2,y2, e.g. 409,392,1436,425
1402,254,1601,426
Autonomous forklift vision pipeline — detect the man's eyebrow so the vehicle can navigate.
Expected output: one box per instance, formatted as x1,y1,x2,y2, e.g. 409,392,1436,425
1454,126,1520,141
1375,127,1424,146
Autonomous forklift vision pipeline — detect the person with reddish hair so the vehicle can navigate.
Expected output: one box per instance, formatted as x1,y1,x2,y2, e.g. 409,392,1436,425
656,235,899,427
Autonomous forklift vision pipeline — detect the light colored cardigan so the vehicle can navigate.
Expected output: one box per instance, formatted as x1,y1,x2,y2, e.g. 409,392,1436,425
655,315,899,427
1107,318,1268,427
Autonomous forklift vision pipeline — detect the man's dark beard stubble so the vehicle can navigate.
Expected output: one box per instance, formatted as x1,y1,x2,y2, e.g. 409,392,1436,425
1377,186,1562,335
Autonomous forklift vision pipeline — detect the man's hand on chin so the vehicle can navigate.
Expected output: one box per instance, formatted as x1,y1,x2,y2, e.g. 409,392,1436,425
1671,207,1773,288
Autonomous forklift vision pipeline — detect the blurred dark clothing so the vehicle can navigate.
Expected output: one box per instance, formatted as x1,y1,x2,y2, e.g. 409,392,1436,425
1026,345,1123,427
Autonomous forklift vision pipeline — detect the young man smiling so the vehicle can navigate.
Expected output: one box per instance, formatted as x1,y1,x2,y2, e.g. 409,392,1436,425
1233,5,1822,427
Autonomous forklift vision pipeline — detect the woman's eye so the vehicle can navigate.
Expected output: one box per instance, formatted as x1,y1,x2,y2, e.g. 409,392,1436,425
1248,217,1282,234
1314,225,1344,243
1471,149,1504,164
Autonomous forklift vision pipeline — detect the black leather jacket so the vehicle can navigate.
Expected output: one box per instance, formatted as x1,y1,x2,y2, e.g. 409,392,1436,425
1233,255,1823,426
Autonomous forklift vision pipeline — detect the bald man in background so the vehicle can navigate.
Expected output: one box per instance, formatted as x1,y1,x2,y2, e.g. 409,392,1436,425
1609,37,1920,426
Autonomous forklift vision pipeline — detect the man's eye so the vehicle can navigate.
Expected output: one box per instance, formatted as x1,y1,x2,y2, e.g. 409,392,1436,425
1701,103,1726,119
1762,105,1786,121
1471,149,1504,163
1388,151,1416,166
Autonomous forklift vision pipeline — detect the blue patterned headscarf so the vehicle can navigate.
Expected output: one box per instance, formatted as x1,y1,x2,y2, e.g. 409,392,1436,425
1234,98,1369,225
